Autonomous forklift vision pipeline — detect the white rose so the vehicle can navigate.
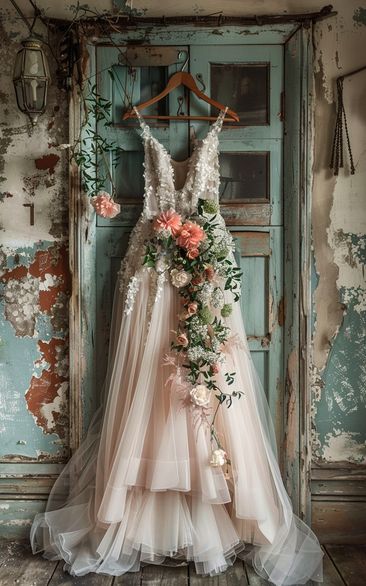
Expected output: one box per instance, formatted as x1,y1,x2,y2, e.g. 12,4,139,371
190,384,211,407
210,448,227,467
170,268,192,288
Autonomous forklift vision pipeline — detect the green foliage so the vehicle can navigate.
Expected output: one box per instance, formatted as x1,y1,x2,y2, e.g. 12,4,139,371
70,79,124,197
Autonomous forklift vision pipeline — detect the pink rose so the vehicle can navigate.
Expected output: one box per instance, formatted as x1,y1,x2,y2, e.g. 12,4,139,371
176,221,205,250
187,302,198,316
176,332,188,347
187,247,199,259
91,192,120,218
211,363,220,374
153,209,182,237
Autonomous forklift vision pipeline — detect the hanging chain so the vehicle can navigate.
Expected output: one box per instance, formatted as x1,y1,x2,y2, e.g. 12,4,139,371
330,77,355,175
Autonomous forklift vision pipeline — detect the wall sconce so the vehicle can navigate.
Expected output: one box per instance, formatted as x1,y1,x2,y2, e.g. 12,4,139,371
13,36,50,126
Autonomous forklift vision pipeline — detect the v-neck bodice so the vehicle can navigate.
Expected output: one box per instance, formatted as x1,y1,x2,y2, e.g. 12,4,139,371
133,105,228,217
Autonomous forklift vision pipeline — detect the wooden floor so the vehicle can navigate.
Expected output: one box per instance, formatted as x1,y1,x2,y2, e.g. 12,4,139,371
0,541,365,585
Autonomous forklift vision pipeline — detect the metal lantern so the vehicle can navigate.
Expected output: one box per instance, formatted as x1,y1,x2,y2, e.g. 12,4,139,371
13,36,50,126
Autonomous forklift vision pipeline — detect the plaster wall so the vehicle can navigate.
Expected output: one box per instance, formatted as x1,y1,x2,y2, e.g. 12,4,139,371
0,0,365,468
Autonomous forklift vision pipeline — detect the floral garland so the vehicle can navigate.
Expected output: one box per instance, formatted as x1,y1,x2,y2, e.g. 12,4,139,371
143,198,244,469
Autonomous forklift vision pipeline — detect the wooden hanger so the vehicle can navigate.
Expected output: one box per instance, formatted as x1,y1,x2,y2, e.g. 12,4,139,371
122,70,239,123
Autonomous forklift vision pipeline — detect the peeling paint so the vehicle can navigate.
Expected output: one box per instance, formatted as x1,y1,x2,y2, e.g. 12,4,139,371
1,243,70,338
323,431,366,463
35,153,60,175
25,338,69,438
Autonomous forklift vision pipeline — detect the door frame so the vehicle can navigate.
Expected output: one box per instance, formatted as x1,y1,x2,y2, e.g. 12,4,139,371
68,23,314,521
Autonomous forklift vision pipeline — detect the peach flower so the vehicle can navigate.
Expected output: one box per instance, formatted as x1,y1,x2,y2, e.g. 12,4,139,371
176,221,205,250
186,302,198,316
176,332,189,347
91,192,120,218
153,209,182,236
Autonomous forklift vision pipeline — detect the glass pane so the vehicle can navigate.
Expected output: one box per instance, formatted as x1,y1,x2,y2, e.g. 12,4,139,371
112,65,168,124
219,152,269,201
24,79,46,110
115,151,144,201
14,80,25,109
211,64,269,125
24,49,45,76
13,50,24,79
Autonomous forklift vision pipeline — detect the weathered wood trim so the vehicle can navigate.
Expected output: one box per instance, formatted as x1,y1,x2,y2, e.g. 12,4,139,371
68,62,83,453
311,465,366,542
68,41,98,450
312,500,366,544
299,23,315,526
282,24,314,521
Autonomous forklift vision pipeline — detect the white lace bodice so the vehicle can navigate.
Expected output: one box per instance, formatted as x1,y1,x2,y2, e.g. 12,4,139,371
134,105,228,217
118,106,229,315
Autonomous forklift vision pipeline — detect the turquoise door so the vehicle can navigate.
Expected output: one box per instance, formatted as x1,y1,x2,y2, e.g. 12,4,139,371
94,42,284,443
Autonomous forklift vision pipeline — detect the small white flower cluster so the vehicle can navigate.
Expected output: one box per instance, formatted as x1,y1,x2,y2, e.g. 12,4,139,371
196,282,214,304
188,316,208,339
211,337,222,353
211,287,225,309
187,346,218,364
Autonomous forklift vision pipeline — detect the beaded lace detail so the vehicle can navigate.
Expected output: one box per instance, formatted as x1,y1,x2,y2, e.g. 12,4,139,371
118,105,228,315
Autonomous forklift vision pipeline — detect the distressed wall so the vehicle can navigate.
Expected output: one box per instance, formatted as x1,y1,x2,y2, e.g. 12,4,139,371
0,13,70,464
311,3,366,466
0,0,365,539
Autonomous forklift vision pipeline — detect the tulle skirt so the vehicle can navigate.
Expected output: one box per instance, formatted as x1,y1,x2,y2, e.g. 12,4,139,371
30,267,324,585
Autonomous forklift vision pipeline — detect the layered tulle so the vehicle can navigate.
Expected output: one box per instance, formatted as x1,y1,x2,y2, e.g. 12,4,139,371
30,263,323,584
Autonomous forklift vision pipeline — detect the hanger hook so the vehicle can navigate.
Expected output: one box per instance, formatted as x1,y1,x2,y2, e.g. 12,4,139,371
177,50,189,72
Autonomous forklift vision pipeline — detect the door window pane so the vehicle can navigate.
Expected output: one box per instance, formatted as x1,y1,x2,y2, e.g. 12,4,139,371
111,65,169,124
211,63,269,125
219,152,269,201
115,151,144,201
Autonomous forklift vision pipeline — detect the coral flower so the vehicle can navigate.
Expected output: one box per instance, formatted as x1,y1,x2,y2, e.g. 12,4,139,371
176,221,205,250
187,247,199,260
91,192,120,218
153,209,182,236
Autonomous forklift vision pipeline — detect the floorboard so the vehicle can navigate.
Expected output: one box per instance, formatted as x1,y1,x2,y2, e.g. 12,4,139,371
310,546,346,586
0,541,364,585
0,541,58,586
188,559,248,585
244,563,269,585
49,560,115,585
325,545,366,586
141,563,188,585
113,568,142,585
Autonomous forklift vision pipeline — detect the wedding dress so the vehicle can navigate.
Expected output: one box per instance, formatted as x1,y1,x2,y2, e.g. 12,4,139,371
30,106,324,585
